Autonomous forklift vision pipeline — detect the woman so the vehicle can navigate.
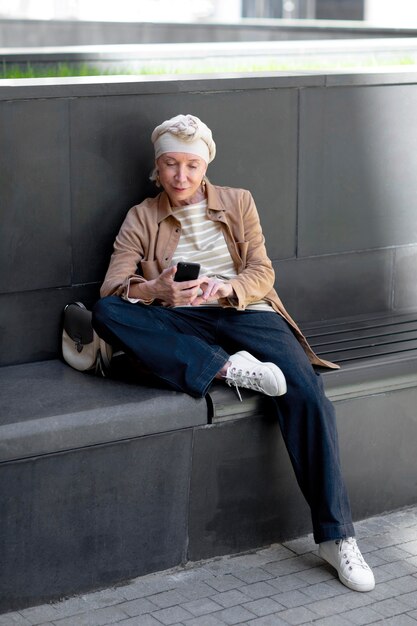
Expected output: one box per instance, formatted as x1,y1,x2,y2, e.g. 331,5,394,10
93,114,375,593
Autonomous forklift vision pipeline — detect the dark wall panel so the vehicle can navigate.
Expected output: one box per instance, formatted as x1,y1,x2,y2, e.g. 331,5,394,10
188,417,310,561
69,88,297,285
394,245,417,312
1,77,417,367
0,430,192,611
299,85,417,257
0,284,100,366
202,90,298,262
69,95,156,286
336,387,417,519
273,249,394,323
0,99,71,294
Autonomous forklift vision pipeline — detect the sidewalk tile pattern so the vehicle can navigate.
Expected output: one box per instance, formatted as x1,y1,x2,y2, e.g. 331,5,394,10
2,506,417,625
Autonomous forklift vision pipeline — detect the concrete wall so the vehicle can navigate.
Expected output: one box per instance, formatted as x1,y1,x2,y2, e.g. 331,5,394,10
1,18,417,47
1,70,417,366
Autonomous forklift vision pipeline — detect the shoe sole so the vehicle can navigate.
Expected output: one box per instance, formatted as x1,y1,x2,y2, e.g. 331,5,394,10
236,351,287,396
338,572,375,593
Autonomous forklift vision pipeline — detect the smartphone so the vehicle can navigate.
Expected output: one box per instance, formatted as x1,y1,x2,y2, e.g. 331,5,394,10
174,262,201,282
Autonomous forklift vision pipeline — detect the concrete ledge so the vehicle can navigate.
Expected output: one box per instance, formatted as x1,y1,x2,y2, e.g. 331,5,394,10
1,68,417,102
0,359,206,462
323,355,417,401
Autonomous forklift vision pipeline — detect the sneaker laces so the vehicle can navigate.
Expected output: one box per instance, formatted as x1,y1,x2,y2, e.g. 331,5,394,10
224,365,265,402
337,538,371,571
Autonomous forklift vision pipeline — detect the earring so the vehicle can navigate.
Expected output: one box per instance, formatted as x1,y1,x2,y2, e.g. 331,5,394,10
201,178,206,192
155,173,161,188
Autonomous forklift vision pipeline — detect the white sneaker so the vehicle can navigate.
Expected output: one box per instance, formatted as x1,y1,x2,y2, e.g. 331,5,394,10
224,351,287,401
319,537,375,592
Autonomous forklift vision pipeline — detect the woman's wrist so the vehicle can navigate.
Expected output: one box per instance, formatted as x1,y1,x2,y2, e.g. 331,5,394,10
128,279,155,302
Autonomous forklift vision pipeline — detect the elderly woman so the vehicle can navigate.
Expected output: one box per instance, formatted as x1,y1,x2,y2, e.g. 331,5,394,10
93,114,375,593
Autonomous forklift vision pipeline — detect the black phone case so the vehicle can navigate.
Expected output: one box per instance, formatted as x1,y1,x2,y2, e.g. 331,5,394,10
174,262,200,282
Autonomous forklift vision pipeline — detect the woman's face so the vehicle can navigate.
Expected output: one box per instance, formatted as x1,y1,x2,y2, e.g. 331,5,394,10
157,152,207,206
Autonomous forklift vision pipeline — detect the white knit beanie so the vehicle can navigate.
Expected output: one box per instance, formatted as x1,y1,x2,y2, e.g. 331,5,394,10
151,114,216,165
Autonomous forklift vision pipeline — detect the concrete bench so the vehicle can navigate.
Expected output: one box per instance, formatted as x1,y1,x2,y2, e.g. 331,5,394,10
1,310,416,612
2,70,417,613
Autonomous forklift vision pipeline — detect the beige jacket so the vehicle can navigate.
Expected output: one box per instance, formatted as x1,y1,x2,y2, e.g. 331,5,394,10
101,182,338,370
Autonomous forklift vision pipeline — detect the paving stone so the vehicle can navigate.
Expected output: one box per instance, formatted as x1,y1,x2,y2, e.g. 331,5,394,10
377,560,417,580
407,555,417,568
369,580,402,601
402,592,417,610
239,581,280,600
79,588,128,609
395,528,417,543
147,589,188,609
363,551,391,568
282,535,316,555
270,589,311,609
150,605,194,625
223,553,275,569
174,581,218,601
310,617,354,626
371,597,413,618
0,614,32,625
245,615,289,626
377,616,417,626
318,578,351,595
256,544,294,562
118,597,158,617
210,589,253,609
181,597,223,617
364,533,400,550
218,605,257,625
231,567,273,584
242,597,285,617
306,591,373,618
275,605,319,625
342,605,388,625
263,554,322,577
203,574,244,593
18,605,61,624
402,540,417,556
386,575,417,595
182,614,227,626
117,615,163,626
298,581,345,601
291,564,335,585
49,596,93,619
52,605,128,626
266,574,307,593
374,546,414,563
119,581,164,601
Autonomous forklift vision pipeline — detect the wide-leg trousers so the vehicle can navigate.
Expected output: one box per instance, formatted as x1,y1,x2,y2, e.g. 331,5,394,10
93,296,355,543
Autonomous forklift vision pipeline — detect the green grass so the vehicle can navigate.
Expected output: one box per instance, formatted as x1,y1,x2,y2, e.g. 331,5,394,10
1,57,416,79
1,62,115,78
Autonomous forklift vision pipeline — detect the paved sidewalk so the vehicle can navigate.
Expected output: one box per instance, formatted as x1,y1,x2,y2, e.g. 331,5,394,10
3,506,417,626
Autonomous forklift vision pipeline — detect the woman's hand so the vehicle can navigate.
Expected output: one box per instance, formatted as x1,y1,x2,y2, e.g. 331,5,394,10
129,269,234,307
190,278,234,306
131,266,205,307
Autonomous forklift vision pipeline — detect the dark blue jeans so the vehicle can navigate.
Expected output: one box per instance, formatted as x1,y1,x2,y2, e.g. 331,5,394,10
93,296,355,543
